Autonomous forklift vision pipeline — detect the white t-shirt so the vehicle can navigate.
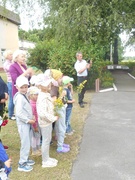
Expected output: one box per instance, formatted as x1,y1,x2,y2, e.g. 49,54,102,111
74,60,88,77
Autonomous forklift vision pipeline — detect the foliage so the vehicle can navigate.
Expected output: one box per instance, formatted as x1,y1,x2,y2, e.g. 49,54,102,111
120,61,135,76
48,43,77,79
27,41,54,72
100,71,114,88
19,28,51,42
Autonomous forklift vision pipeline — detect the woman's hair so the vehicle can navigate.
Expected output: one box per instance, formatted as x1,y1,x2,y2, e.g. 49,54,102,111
3,50,12,59
13,50,26,62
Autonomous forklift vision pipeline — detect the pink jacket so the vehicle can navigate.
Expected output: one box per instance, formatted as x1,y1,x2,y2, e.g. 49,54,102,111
30,99,38,129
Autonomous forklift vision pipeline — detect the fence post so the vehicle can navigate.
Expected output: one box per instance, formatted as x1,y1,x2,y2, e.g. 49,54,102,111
95,78,100,92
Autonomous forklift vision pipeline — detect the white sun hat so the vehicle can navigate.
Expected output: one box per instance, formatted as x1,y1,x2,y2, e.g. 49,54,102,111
16,76,29,87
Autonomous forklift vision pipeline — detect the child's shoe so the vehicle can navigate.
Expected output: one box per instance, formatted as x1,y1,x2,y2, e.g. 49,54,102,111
66,131,74,135
18,163,33,172
49,157,58,164
63,143,70,148
27,159,35,166
42,159,57,168
57,146,70,153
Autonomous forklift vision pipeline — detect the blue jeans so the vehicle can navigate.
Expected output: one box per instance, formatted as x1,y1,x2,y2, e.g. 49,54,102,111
66,107,72,133
7,82,14,117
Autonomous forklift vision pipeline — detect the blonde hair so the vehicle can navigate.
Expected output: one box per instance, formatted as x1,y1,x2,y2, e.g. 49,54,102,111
13,50,26,62
3,50,13,59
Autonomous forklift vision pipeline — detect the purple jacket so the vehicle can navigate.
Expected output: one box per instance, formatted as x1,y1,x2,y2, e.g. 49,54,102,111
9,62,27,96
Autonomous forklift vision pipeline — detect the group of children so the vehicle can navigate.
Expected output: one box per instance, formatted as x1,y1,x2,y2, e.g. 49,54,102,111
0,68,75,178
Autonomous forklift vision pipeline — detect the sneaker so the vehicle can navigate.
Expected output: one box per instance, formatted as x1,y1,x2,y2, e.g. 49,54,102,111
50,140,53,145
79,103,84,108
57,146,70,153
18,163,33,172
49,157,58,164
3,145,8,150
10,115,16,120
63,143,70,148
27,159,35,166
66,131,74,135
42,160,57,168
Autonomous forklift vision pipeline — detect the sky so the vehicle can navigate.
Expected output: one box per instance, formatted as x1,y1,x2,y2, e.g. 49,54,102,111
120,32,135,57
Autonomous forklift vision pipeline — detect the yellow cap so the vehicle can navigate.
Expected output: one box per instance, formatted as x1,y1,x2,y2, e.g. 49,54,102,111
51,69,63,81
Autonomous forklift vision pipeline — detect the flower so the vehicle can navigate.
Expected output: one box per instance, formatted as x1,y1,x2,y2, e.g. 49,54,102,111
54,97,64,116
0,107,8,127
77,80,87,94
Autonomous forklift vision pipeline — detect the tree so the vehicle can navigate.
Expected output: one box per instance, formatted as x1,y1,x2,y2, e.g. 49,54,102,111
1,0,135,64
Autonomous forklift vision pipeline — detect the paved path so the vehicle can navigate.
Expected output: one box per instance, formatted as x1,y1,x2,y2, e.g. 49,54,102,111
71,70,135,180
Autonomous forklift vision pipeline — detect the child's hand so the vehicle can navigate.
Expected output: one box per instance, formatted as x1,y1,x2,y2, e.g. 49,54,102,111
4,93,8,100
72,99,75,103
28,119,35,124
55,116,59,121
34,127,38,132
5,158,12,168
0,99,6,103
68,83,73,88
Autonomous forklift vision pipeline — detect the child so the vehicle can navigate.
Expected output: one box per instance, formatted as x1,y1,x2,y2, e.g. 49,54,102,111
27,86,41,156
36,74,59,168
62,76,75,135
45,69,70,153
0,142,12,179
13,75,35,172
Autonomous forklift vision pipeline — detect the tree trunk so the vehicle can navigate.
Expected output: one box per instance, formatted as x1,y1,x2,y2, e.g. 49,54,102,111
113,37,119,64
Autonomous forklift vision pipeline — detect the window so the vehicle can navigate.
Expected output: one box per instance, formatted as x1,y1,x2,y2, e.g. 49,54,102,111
1,48,6,64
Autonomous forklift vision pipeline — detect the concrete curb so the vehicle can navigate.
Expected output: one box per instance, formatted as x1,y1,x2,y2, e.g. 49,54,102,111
99,83,117,93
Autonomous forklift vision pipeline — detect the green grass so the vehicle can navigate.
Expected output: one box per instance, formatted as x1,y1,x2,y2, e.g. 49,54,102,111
0,72,93,180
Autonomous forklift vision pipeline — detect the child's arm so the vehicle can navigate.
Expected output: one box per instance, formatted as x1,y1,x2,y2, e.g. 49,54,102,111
15,95,35,124
37,97,58,123
0,93,8,103
67,99,75,104
68,83,74,95
4,158,12,168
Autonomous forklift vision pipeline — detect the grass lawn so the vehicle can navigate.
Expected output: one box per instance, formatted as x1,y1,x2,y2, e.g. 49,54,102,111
0,72,93,180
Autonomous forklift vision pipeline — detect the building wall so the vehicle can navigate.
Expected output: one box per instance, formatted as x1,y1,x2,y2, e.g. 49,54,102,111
0,18,19,68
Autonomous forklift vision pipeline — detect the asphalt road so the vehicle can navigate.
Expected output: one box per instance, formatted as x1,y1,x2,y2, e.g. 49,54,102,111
71,70,135,180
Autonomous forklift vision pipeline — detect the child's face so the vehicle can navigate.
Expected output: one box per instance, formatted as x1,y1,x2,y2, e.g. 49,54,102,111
39,83,52,93
29,94,38,101
17,84,28,94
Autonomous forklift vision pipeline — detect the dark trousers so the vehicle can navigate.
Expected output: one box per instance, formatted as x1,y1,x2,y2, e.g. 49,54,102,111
77,76,87,104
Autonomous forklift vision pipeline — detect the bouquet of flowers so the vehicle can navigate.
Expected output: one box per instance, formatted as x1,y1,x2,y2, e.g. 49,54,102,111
0,107,8,127
77,80,87,94
54,97,64,116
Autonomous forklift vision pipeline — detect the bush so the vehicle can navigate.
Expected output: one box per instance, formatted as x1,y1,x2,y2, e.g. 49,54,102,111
87,60,113,89
100,71,114,88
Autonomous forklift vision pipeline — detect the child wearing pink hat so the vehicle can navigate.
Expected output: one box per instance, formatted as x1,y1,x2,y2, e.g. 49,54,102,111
36,74,59,168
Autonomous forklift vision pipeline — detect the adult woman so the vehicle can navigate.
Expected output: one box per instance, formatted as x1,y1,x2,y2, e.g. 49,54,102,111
9,50,33,97
3,50,15,120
